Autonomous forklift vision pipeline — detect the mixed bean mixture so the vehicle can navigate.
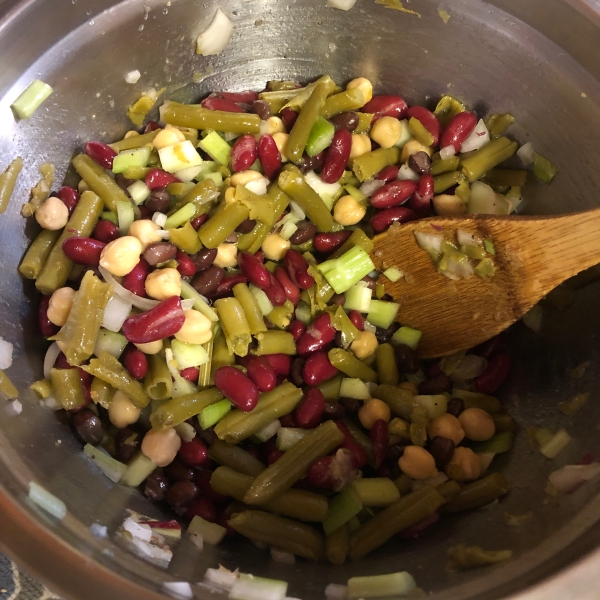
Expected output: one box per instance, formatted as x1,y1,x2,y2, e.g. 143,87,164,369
20,74,529,563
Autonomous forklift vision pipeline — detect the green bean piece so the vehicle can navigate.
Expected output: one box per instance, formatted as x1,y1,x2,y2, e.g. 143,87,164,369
35,191,103,295
197,337,214,388
388,417,411,441
278,167,334,232
178,179,219,213
331,305,359,348
214,297,252,357
326,525,350,565
436,480,462,502
51,368,85,410
30,378,53,399
208,440,266,477
82,352,149,408
393,474,413,495
481,168,527,190
0,157,23,214
162,102,261,134
461,137,518,182
211,466,328,522
330,228,374,259
109,130,159,153
342,418,376,468
433,171,465,194
266,300,295,329
21,162,54,217
214,382,303,444
376,343,399,386
328,348,378,383
198,201,249,249
52,271,111,366
72,154,130,213
150,387,223,429
372,384,416,420
452,388,501,414
433,95,466,127
18,229,61,280
352,147,400,182
410,405,429,447
144,354,173,400
90,377,115,409
0,370,18,399
430,156,461,176
442,473,511,513
210,330,234,384
244,420,345,506
355,112,374,134
233,283,267,335
484,113,516,137
315,373,343,400
349,486,446,559
168,221,202,254
252,331,297,356
235,185,274,224
408,117,435,147
321,88,366,119
228,510,326,561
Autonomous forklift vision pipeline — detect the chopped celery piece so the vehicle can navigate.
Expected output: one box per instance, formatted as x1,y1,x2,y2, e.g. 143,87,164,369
475,258,496,278
159,140,203,173
344,283,372,313
367,299,400,329
318,246,375,294
180,280,219,322
533,152,558,184
28,482,66,520
193,161,218,180
198,131,231,165
116,200,135,235
101,211,118,225
484,238,495,255
83,444,127,483
112,146,151,174
164,202,197,230
201,171,223,187
391,326,422,349
471,431,514,454
171,339,209,369
11,80,53,119
414,394,448,419
94,329,128,358
127,180,151,205
540,428,571,459
305,116,335,157
347,572,416,599
339,378,370,400
249,284,274,316
188,515,227,545
382,267,404,282
120,452,157,487
304,170,342,203
535,428,554,448
323,488,363,535
276,427,308,451
229,574,288,600
199,399,232,429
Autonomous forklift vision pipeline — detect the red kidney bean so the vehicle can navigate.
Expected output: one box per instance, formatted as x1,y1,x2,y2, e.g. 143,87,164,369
370,180,417,209
121,344,148,379
275,267,300,305
329,111,359,132
398,512,440,539
193,469,228,504
251,99,271,120
475,352,511,394
363,95,408,121
279,413,298,429
296,313,336,356
191,214,208,230
210,273,248,300
406,106,441,146
145,121,161,132
56,186,80,215
201,96,245,113
145,168,180,190
280,107,299,131
180,366,199,382
238,252,270,289
284,249,315,290
38,295,59,337
267,448,285,465
295,388,325,429
214,366,259,412
62,237,105,265
370,419,389,468
263,353,292,377
122,296,185,343
139,206,151,220
175,250,196,277
254,251,265,263
217,90,259,104
192,265,224,296
298,151,325,174
371,206,418,232
320,129,352,184
263,272,286,306
440,111,477,152
290,357,305,387
302,351,338,386
217,510,238,538
335,421,367,469
244,356,277,392
84,141,117,169
164,458,195,483
230,135,258,172
257,134,282,179
418,373,452,395
347,310,365,330
375,165,400,182
306,455,336,489
92,219,120,244
191,247,218,272
474,333,506,360
178,437,208,468
313,230,352,255
184,497,216,521
288,320,306,342
428,361,442,378
122,258,150,297
408,173,434,217
54,352,70,369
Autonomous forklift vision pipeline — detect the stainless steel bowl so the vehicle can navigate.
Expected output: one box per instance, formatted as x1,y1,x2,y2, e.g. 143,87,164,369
1,0,600,598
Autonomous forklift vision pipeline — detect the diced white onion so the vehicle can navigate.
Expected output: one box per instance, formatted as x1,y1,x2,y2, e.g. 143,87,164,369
0,337,14,370
152,212,168,227
289,201,306,221
517,142,535,166
181,299,195,310
196,8,234,56
125,70,141,84
522,304,543,332
245,177,269,196
123,517,153,542
414,230,443,255
363,321,377,334
163,582,193,599
43,342,61,379
102,294,133,333
325,583,348,599
549,463,600,494
459,119,490,153
157,230,171,239
359,178,385,198
99,266,160,311
90,523,108,538
440,144,456,160
440,254,475,281
396,164,419,182
190,532,204,550
327,0,357,10
254,419,281,442
174,422,196,442
304,171,341,200
28,482,66,520
456,228,482,247
42,395,60,410
450,355,488,382
174,165,203,183
203,567,239,591
467,181,509,215
6,399,22,415
270,547,296,564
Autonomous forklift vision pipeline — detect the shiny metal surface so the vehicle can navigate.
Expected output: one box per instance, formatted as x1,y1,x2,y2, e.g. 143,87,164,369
1,0,600,598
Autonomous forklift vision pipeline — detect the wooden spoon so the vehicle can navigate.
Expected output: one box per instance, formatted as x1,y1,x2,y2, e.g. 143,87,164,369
370,208,600,358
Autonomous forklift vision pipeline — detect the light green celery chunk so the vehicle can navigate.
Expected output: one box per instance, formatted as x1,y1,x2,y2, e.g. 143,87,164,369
11,80,53,118
198,131,231,165
347,572,416,599
391,326,422,349
323,488,363,535
318,246,375,294
200,399,233,429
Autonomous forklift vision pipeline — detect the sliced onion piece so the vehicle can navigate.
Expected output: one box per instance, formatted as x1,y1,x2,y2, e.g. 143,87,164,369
270,547,296,564
440,145,456,160
327,0,358,10
43,342,61,379
152,212,168,227
102,294,133,333
99,266,159,311
459,119,490,153
163,582,193,599
196,8,233,56
359,178,385,198
467,181,509,215
549,463,600,494
181,298,196,311
0,337,14,370
457,228,482,247
414,230,443,255
245,177,269,196
450,354,488,382
289,200,306,221
517,142,535,166
397,164,419,182
440,254,475,281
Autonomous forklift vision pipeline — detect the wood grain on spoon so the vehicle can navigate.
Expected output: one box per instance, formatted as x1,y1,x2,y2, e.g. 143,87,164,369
370,209,600,358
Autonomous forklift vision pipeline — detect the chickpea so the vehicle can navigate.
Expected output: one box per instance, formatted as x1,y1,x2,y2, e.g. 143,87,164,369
346,77,373,103
428,413,465,446
333,195,366,227
152,125,186,150
400,139,433,164
108,390,141,428
459,408,496,442
128,219,162,250
350,330,379,360
78,179,90,194
134,340,163,354
123,130,140,139
358,398,391,430
141,428,181,467
230,170,264,187
214,243,238,268
398,445,438,480
175,309,213,345
266,116,286,135
272,132,289,162
35,196,69,231
262,233,290,261
224,187,236,205
370,116,403,149
47,287,76,327
348,134,372,164
432,194,467,217
99,236,142,277
445,447,482,481
398,381,418,395
144,267,181,301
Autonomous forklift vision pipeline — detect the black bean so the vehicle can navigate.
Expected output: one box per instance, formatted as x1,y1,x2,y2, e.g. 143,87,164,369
164,458,196,482
361,275,376,291
114,428,140,464
330,111,359,132
395,344,421,375
236,219,256,234
333,331,345,348
143,242,177,266
166,481,199,507
323,401,346,420
115,174,136,191
289,221,317,245
408,151,431,175
192,265,224,295
428,436,455,469
71,408,103,445
298,152,325,174
144,472,169,501
329,294,346,307
386,443,406,462
376,322,400,344
250,100,271,120
191,247,218,272
418,373,452,395
290,357,306,387
339,396,361,414
446,397,465,417
145,188,170,213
